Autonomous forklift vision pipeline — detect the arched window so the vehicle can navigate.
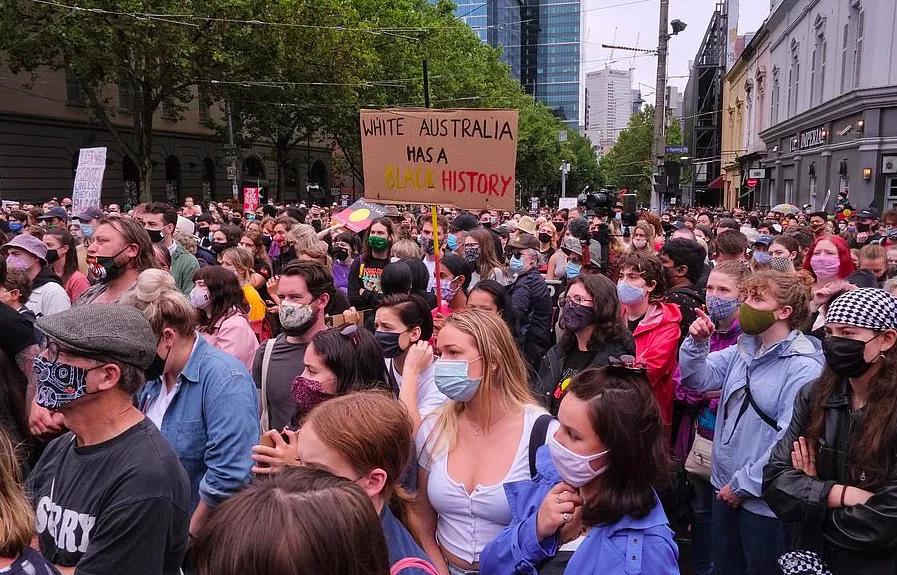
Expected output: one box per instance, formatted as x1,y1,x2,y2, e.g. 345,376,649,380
201,158,215,203
165,156,181,205
122,156,139,207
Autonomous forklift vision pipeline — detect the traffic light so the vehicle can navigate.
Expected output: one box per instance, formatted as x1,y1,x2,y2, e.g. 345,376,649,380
652,173,667,190
664,161,681,197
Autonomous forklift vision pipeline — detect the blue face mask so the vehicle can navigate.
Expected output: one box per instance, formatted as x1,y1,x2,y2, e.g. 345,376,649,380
509,255,525,274
8,222,22,232
80,224,94,238
434,357,482,402
706,294,740,324
753,250,771,264
616,280,646,306
565,262,582,280
446,235,458,251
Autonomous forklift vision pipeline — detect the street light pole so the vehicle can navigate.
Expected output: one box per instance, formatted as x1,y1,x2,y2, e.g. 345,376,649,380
225,100,239,200
560,161,570,197
651,0,670,213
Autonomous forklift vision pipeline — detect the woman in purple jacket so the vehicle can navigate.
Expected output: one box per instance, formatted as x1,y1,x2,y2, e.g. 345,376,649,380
479,364,679,575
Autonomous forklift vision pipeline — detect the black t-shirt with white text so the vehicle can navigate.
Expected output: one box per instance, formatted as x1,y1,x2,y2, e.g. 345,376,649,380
27,418,190,575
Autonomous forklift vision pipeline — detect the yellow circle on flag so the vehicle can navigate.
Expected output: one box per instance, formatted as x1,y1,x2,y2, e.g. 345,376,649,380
348,208,370,223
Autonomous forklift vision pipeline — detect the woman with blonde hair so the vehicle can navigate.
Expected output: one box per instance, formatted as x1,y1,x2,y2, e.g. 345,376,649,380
220,247,268,340
412,309,549,575
630,220,656,254
0,427,58,573
252,391,438,574
125,269,259,535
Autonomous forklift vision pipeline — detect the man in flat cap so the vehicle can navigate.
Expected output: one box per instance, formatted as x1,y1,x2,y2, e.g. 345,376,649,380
26,304,189,575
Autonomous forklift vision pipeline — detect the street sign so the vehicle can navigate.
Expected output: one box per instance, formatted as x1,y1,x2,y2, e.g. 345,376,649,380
226,166,237,180
666,146,689,154
747,178,758,188
748,168,765,179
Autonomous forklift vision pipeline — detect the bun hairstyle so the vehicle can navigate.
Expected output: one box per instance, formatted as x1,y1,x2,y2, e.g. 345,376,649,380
124,268,197,336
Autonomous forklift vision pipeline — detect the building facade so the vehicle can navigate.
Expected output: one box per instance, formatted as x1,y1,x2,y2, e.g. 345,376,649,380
683,1,728,206
722,52,749,208
0,64,332,206
451,0,582,132
584,68,634,154
758,0,897,212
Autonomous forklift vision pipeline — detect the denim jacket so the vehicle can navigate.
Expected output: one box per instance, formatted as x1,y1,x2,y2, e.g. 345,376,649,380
138,335,260,512
679,330,824,517
479,446,679,575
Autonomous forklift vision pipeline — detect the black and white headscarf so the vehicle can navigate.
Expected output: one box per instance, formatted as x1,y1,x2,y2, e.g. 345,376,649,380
826,288,897,331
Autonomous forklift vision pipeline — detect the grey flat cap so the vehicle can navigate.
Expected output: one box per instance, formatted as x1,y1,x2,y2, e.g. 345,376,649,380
36,304,157,369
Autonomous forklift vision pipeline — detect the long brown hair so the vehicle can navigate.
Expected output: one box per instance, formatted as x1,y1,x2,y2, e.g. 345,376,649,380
806,344,897,489
569,366,672,525
191,467,389,575
0,427,34,558
193,265,248,334
467,228,507,280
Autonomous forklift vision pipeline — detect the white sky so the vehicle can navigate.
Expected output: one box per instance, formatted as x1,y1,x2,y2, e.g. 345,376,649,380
581,0,771,120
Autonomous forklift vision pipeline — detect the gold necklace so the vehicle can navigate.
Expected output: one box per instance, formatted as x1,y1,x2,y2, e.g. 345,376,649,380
467,410,512,437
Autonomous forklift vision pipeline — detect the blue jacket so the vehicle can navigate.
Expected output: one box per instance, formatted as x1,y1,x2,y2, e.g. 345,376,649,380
479,446,679,575
679,330,824,517
382,505,435,575
138,335,260,512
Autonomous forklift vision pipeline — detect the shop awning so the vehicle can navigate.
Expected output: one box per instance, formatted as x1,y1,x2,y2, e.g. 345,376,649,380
708,175,724,189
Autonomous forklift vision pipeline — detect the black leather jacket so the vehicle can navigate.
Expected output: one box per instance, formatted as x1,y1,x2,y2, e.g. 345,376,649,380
763,380,897,574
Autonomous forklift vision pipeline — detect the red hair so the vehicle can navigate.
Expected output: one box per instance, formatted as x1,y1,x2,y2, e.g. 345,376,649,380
801,234,855,280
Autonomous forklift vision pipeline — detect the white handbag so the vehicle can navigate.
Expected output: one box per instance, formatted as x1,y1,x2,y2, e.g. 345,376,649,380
684,433,713,480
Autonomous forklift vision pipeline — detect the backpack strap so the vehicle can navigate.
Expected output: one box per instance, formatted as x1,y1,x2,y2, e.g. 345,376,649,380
258,338,277,432
723,368,779,444
390,557,439,575
529,414,554,478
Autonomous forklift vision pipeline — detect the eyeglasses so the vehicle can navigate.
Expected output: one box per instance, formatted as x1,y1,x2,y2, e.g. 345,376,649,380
559,295,594,307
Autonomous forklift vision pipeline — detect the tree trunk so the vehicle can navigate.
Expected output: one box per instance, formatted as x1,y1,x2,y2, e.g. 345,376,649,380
135,105,155,204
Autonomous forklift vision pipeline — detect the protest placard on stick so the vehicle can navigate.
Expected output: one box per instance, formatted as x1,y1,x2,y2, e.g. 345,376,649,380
71,147,107,215
360,108,518,211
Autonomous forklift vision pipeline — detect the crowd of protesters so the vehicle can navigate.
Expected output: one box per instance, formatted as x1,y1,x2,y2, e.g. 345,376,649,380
1,192,897,575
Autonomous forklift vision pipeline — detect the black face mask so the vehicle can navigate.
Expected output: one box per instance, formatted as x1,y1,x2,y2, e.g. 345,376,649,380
553,221,564,232
145,343,170,381
45,249,60,264
211,241,229,254
198,226,210,236
481,221,492,229
538,233,552,244
333,248,349,262
590,230,602,242
146,229,165,244
375,330,405,359
822,335,876,378
856,222,871,233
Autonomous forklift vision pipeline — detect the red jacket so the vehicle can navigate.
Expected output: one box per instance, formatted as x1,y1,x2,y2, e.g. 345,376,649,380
631,302,682,425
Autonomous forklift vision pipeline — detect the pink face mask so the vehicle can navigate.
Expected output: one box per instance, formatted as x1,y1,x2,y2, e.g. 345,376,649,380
810,255,841,278
291,376,334,416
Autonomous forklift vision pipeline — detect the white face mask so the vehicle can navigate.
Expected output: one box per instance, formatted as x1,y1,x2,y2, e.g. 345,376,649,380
547,431,609,488
632,238,647,249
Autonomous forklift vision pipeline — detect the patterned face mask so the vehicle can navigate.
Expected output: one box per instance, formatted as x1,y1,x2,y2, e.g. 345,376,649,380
33,355,101,411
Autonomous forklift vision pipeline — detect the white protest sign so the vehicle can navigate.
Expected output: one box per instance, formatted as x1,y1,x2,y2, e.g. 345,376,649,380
71,147,107,215
558,197,578,210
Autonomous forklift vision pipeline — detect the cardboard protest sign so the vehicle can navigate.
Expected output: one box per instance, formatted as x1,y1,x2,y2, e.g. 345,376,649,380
71,147,107,215
243,187,260,213
332,199,388,233
558,197,578,210
360,108,518,211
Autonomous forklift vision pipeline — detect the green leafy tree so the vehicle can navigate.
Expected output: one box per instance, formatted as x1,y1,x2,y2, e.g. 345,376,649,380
600,105,684,204
0,0,286,201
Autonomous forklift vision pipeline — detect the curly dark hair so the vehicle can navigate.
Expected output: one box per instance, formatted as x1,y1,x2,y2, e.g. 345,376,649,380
560,273,630,353
618,252,668,301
